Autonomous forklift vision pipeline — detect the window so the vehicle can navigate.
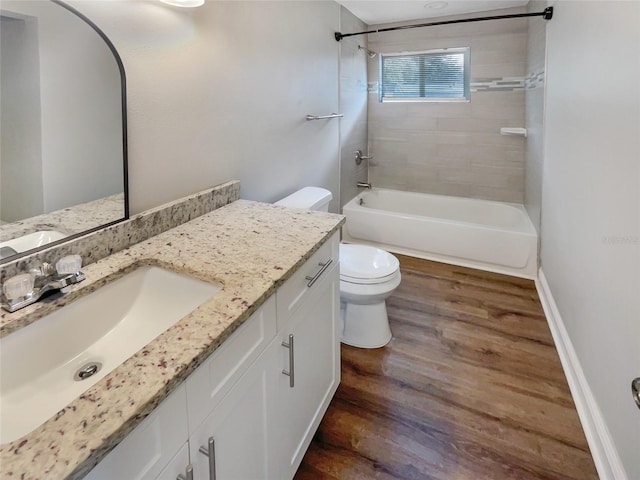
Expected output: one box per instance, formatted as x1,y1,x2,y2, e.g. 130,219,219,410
379,47,470,102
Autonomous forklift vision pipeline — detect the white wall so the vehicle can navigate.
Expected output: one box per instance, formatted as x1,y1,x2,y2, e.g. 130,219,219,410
542,1,640,477
338,6,368,209
70,0,341,214
37,2,123,212
1,0,123,216
0,15,44,223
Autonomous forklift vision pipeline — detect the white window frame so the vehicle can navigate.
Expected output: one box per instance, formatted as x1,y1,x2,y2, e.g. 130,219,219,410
379,47,471,103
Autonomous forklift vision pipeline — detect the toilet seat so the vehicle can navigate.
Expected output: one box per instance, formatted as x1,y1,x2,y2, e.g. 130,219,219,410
339,244,400,285
340,270,400,285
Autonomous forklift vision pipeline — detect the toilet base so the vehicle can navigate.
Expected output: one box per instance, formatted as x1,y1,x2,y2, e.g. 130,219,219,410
340,300,392,349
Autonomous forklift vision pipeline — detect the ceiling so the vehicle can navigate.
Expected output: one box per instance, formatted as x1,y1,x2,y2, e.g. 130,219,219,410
335,0,530,25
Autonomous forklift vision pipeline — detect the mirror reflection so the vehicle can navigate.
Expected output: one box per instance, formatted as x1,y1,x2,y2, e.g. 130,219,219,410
0,0,127,262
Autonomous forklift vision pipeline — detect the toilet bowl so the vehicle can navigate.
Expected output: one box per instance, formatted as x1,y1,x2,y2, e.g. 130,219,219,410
339,243,400,348
276,187,401,348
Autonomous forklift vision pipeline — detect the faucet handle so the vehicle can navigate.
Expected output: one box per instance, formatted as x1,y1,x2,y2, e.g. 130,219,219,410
355,150,373,165
29,262,55,277
3,273,35,300
56,255,83,275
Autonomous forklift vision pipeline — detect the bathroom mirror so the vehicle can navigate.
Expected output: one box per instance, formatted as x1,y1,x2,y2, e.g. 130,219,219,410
0,0,128,263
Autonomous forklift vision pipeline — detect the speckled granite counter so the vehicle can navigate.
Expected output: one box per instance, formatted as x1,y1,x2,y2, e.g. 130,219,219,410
0,200,344,479
0,193,125,242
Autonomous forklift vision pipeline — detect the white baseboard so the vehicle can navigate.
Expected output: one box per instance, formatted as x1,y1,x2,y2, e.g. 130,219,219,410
536,269,627,480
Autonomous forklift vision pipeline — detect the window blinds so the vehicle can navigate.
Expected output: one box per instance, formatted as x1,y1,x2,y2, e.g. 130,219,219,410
380,48,469,101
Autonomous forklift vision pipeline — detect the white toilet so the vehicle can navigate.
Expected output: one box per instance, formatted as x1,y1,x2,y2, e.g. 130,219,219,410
275,187,401,348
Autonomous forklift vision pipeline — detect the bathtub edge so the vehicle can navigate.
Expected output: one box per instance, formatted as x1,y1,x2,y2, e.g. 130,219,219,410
341,232,537,280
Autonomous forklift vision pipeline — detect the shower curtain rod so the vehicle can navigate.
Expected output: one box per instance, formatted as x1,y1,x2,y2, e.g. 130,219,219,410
334,6,553,41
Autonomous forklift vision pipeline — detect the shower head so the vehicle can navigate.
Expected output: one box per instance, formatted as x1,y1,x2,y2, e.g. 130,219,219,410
358,45,377,59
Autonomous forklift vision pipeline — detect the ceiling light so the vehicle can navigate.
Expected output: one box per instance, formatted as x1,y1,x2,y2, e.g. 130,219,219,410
425,1,448,9
159,0,204,8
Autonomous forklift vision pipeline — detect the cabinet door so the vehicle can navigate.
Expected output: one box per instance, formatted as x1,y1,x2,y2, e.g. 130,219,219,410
85,385,188,480
156,443,190,480
189,348,275,480
186,296,276,433
273,263,340,479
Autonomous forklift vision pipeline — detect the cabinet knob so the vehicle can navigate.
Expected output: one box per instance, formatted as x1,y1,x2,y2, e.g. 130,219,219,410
176,464,193,480
199,436,216,480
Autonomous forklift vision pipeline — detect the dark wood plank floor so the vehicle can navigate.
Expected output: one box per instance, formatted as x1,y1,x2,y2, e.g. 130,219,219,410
295,255,598,480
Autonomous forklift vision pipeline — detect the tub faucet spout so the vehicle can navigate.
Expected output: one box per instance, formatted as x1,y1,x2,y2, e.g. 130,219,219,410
357,182,372,189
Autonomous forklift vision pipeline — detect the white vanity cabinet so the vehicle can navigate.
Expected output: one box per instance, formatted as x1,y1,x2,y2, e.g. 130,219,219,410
85,232,340,480
185,296,277,433
186,296,278,480
188,234,340,480
270,253,340,479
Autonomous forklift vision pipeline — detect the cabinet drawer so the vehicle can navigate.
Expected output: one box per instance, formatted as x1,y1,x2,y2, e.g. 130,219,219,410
85,385,188,480
276,232,338,328
186,295,276,432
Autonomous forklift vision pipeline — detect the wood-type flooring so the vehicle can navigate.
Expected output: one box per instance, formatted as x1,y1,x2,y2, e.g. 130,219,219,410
295,255,598,480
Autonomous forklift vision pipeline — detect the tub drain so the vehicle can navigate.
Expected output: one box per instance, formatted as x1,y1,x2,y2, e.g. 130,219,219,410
74,362,102,381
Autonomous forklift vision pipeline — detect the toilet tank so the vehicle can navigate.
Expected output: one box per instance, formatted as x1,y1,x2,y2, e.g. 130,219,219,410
274,187,333,212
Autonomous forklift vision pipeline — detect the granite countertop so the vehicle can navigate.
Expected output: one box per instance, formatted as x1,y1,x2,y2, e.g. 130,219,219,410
0,193,125,242
0,199,344,479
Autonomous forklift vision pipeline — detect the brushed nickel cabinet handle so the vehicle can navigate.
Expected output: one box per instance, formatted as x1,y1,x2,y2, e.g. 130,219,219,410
199,437,216,480
305,259,333,288
176,464,193,480
282,334,295,388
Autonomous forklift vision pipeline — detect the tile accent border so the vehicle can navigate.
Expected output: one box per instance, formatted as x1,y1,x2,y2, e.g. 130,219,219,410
525,69,545,90
0,181,240,282
471,76,525,92
368,76,538,94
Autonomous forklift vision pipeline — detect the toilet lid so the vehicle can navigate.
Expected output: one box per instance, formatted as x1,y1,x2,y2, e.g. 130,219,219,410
339,244,399,282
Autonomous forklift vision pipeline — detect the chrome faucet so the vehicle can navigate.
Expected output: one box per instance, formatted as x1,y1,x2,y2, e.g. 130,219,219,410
354,150,373,165
1,255,85,312
355,149,373,190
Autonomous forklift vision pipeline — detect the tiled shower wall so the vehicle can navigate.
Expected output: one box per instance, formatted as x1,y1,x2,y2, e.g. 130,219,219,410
524,0,547,234
367,7,528,203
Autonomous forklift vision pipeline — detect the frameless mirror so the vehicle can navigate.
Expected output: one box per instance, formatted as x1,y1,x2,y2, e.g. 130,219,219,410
0,0,128,263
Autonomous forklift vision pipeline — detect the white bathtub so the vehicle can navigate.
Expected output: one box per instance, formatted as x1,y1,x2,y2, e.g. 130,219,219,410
342,188,538,279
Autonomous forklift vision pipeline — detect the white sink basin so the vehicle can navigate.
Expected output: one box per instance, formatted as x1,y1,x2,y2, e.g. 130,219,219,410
0,230,68,254
0,266,220,444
